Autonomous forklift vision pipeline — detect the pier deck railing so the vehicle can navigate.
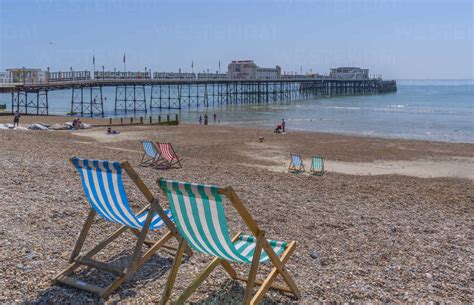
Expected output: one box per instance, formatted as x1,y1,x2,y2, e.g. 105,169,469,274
3,77,396,117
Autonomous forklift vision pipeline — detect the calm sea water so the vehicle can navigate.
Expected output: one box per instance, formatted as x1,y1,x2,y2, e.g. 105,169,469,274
1,80,473,143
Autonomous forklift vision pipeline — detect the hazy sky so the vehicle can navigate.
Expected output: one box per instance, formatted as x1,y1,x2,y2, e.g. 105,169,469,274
0,0,472,79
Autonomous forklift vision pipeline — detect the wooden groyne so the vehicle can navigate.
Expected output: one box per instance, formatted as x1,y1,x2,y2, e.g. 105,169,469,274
93,114,179,127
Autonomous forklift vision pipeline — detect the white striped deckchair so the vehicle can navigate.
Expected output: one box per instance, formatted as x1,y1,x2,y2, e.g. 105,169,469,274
54,157,184,300
156,142,182,168
140,140,166,168
158,179,301,305
288,154,305,173
310,155,324,176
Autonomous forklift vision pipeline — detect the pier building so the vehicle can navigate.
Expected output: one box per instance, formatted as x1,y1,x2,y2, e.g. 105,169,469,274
227,60,281,79
330,67,369,80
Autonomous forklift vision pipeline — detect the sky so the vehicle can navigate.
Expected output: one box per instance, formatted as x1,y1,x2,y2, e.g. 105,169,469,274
0,0,472,79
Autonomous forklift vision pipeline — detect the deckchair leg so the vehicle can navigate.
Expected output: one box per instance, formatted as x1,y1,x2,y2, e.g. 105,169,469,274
54,224,128,283
263,241,300,299
176,257,221,304
69,209,96,263
243,232,264,305
55,210,123,284
160,237,187,305
127,207,155,273
220,260,237,279
100,230,175,299
101,208,155,299
137,231,173,268
251,241,299,304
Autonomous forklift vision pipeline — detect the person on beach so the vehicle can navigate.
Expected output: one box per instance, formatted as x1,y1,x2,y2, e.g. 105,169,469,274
204,114,208,125
213,113,217,123
282,118,286,133
107,127,119,134
199,115,202,125
13,111,20,127
75,118,83,129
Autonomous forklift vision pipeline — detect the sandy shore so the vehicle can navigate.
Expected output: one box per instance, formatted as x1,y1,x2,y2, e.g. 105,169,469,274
0,120,472,303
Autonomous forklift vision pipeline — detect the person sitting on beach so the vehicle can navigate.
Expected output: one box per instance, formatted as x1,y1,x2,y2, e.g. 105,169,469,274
107,127,119,134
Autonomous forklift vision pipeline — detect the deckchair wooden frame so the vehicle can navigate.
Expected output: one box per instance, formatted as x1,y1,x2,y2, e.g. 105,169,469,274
54,159,186,300
159,182,301,305
288,153,305,173
140,140,167,168
156,142,182,169
310,155,325,176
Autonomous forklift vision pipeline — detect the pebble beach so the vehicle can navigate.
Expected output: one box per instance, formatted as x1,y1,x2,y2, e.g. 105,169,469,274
0,116,472,303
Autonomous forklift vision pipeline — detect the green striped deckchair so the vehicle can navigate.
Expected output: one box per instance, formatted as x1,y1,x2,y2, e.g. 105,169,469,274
310,155,324,175
158,179,301,305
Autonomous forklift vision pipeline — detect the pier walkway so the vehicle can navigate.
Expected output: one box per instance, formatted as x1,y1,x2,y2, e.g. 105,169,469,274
1,76,397,117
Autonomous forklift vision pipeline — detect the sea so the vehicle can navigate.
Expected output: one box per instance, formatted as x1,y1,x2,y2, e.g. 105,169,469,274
1,79,473,143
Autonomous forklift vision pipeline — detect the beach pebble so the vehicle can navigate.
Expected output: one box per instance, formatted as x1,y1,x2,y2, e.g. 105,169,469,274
0,122,471,303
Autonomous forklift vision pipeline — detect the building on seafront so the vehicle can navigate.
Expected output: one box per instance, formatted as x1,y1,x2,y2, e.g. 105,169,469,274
6,68,48,83
0,71,12,83
227,60,281,79
329,67,369,80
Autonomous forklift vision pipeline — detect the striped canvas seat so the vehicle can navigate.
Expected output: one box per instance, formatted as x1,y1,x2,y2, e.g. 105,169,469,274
310,155,324,175
156,142,182,168
142,140,159,159
158,143,178,162
291,154,302,167
72,157,173,230
159,179,286,263
289,153,304,172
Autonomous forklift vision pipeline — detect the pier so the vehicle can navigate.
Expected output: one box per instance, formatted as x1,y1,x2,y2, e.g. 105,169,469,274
0,71,397,117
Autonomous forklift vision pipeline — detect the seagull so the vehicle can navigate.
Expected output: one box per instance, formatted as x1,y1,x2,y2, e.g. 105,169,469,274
49,42,55,45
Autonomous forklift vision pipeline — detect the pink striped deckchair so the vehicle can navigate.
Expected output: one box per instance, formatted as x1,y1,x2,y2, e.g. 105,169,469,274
156,142,182,168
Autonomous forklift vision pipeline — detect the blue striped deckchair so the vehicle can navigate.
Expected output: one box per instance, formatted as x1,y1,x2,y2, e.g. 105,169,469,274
289,153,305,172
310,155,324,176
54,157,183,300
158,179,301,305
140,140,166,168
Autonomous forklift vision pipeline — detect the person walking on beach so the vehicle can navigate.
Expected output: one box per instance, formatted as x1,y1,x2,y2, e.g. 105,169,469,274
199,115,202,125
13,111,20,127
281,118,286,133
204,114,208,125
213,113,217,124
